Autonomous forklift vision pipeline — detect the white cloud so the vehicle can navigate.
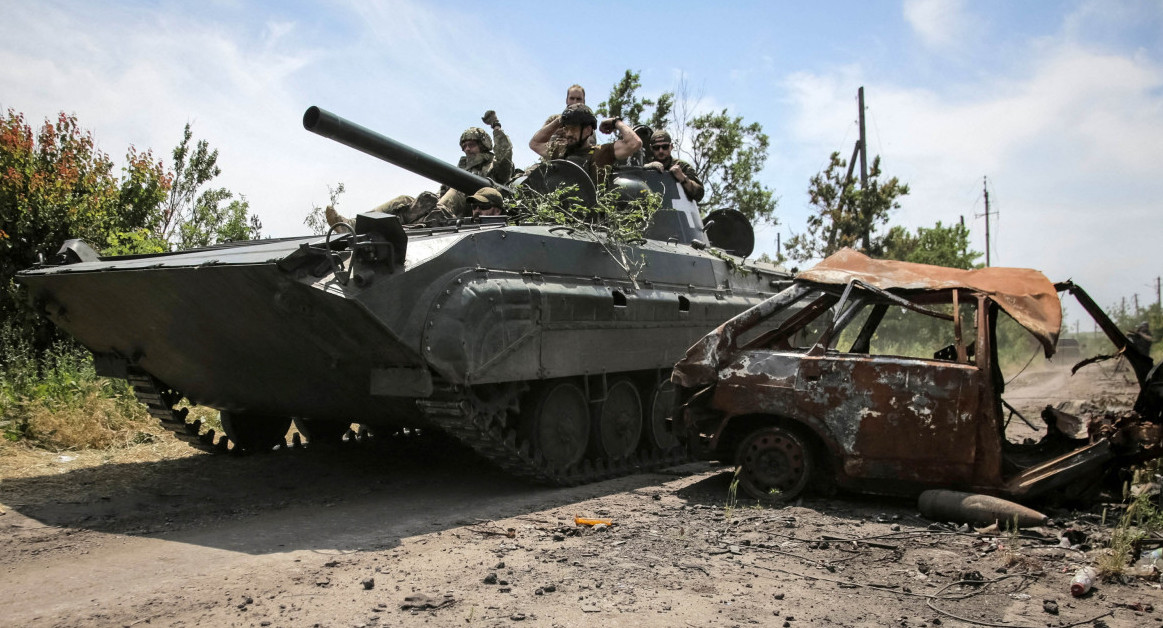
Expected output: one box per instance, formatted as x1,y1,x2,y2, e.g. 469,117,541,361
903,0,976,49
776,40,1163,311
0,0,558,239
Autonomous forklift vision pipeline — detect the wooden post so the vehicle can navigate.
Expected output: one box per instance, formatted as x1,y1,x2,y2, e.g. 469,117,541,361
857,87,870,250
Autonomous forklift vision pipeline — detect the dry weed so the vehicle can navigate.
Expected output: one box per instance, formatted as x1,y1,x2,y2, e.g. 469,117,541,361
16,388,159,451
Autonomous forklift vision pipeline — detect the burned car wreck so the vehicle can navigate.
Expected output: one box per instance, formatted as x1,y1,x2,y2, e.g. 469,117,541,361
673,248,1162,503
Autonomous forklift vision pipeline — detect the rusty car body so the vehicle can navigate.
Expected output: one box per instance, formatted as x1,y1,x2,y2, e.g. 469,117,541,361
672,249,1162,502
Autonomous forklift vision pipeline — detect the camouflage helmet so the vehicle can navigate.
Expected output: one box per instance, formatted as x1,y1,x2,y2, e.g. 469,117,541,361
460,127,493,152
650,130,672,145
559,104,597,129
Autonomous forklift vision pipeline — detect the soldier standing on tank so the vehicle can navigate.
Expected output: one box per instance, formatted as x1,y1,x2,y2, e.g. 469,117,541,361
529,104,641,186
644,130,704,202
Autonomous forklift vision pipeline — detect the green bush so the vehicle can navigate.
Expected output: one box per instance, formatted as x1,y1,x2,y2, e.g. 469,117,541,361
1,322,152,448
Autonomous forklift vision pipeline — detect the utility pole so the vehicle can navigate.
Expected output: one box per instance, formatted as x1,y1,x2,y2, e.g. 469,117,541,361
1134,293,1140,313
858,87,868,189
1156,276,1161,308
829,87,870,253
856,87,871,250
976,177,997,267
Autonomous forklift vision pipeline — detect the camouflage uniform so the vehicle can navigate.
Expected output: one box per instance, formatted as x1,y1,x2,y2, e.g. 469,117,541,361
546,105,616,186
438,124,513,217
553,141,618,188
645,130,705,202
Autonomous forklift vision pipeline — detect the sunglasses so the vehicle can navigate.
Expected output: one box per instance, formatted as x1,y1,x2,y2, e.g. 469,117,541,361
651,143,671,150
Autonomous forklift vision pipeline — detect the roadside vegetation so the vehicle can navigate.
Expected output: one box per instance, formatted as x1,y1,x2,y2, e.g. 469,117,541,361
0,109,259,452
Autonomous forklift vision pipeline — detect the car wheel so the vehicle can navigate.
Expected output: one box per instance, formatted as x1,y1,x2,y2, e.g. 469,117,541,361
734,425,814,503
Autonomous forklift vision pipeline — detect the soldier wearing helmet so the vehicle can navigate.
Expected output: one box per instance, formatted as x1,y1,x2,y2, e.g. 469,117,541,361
644,130,704,202
327,111,513,227
529,104,641,186
437,110,513,217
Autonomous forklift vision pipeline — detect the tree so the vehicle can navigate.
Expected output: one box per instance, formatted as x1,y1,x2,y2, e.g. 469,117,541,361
0,109,170,354
881,220,981,270
597,70,778,224
786,151,909,263
686,110,778,223
595,70,672,130
155,123,260,250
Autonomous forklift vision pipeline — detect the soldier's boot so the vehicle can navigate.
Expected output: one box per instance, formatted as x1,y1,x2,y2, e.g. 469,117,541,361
325,205,350,227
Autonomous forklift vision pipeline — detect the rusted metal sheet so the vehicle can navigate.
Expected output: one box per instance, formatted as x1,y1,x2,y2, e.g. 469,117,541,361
797,248,1061,356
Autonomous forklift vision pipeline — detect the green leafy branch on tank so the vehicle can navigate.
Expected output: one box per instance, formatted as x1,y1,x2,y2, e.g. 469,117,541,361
510,183,662,288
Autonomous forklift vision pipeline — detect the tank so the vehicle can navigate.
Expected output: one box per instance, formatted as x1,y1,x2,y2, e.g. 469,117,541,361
16,106,791,485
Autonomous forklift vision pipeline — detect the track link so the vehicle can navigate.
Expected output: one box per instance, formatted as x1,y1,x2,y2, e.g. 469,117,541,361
126,369,225,453
418,387,688,486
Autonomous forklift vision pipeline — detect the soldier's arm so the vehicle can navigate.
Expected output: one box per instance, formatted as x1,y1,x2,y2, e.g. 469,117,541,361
680,161,705,202
609,119,642,161
491,125,514,184
529,118,561,158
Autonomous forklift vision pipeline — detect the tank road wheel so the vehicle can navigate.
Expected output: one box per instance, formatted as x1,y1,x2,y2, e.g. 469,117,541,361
522,380,590,470
591,378,643,460
293,418,352,445
220,411,292,453
734,425,814,503
644,377,681,451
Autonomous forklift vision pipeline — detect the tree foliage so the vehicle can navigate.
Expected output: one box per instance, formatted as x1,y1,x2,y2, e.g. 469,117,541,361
157,124,260,250
686,110,777,223
0,109,170,353
881,220,981,270
786,151,909,263
1,110,260,364
595,70,672,131
511,183,661,287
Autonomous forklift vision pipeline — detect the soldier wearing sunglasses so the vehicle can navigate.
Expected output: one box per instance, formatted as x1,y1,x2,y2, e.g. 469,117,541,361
644,130,704,202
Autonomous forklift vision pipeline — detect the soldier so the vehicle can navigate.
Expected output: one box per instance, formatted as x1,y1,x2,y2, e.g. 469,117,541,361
566,84,586,106
437,110,513,217
467,187,505,218
644,130,704,202
544,85,593,147
529,104,641,186
327,110,512,226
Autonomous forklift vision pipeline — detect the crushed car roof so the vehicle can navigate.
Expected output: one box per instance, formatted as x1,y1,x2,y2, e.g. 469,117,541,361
797,248,1062,356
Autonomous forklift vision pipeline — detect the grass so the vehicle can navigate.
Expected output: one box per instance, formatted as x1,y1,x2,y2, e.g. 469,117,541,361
1,327,163,451
724,466,741,519
1097,478,1163,578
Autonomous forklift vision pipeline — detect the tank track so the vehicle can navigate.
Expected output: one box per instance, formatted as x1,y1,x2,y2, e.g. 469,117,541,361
127,368,405,455
417,386,689,487
126,369,226,454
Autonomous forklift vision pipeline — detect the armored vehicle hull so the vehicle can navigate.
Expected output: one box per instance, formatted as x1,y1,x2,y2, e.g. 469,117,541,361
17,107,790,484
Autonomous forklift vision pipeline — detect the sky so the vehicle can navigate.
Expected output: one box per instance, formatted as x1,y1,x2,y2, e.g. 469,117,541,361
3,0,1162,324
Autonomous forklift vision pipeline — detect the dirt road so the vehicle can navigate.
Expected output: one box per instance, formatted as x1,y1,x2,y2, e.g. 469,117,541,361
1,363,1159,627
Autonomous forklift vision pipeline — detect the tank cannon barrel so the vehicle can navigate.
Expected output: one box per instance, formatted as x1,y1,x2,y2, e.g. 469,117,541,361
303,106,495,196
